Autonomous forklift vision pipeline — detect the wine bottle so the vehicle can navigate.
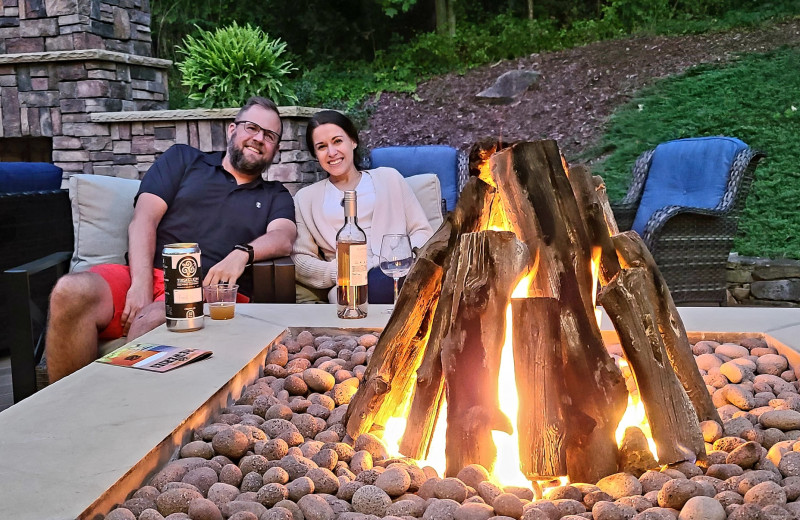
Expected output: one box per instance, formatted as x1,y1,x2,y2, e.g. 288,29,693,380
336,190,368,318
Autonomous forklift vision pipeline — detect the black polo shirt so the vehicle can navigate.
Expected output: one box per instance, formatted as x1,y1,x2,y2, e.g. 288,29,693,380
136,144,295,296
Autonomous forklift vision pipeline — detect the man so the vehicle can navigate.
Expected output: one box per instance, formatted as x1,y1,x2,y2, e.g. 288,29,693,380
46,96,297,382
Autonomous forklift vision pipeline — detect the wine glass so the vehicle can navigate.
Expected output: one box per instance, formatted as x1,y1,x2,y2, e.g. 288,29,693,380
379,234,414,312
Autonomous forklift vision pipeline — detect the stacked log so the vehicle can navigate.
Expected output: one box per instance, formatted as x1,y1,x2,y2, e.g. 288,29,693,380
345,139,714,484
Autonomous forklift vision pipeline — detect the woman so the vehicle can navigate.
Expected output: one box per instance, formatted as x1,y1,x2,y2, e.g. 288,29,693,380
292,110,434,303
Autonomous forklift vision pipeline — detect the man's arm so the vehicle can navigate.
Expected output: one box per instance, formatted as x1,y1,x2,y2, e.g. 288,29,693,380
203,218,298,286
122,193,168,335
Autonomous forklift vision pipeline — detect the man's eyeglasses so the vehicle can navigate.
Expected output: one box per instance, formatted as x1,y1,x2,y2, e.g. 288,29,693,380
234,120,280,144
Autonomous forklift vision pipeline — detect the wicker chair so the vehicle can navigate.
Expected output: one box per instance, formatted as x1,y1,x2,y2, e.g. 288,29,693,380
611,137,766,305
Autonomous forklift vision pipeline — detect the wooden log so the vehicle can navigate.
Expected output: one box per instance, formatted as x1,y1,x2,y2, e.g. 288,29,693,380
612,232,721,424
560,306,626,483
599,267,706,464
489,141,628,483
397,178,497,458
512,297,568,479
567,164,621,286
593,175,620,236
441,230,529,476
344,257,443,437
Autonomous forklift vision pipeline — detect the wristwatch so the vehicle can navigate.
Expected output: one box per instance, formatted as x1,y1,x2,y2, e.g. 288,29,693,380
234,243,254,266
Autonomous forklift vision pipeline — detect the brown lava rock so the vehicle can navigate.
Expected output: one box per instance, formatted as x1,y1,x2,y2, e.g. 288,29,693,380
102,332,800,520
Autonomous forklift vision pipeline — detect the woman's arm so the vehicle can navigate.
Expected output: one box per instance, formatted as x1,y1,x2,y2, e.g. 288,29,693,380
291,201,338,289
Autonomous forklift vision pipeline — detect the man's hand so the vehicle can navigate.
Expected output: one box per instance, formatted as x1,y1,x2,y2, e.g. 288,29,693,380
203,249,249,286
121,283,155,336
128,301,166,340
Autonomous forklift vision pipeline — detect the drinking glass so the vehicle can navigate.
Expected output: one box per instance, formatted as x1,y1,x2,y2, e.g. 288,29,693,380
379,234,414,312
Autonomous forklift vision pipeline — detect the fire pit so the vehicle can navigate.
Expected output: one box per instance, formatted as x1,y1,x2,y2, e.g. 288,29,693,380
0,305,799,519
345,140,715,486
1,142,800,519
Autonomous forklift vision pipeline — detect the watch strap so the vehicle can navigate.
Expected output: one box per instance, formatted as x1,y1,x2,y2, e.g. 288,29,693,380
234,243,254,266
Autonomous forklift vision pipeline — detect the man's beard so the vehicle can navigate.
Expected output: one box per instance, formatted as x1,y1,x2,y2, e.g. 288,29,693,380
227,138,273,178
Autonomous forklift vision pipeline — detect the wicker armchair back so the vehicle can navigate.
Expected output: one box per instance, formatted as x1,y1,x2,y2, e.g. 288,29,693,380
612,139,766,304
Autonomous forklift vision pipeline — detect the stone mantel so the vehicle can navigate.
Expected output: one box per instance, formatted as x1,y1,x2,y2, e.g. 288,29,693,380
91,105,321,122
0,49,171,68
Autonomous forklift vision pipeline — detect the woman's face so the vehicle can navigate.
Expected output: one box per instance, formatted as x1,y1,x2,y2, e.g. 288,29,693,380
311,123,358,179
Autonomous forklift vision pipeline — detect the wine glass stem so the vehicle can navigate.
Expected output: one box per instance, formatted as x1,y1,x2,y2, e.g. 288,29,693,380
393,276,400,304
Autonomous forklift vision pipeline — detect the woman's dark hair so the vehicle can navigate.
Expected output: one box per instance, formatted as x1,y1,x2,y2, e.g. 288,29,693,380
305,110,360,157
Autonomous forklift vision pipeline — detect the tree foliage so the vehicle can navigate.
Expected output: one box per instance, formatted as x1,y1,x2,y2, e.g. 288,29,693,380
155,0,797,113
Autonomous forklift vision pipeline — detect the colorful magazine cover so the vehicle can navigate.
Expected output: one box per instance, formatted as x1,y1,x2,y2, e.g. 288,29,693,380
97,342,212,372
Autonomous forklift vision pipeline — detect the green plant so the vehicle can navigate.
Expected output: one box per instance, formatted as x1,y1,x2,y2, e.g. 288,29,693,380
586,47,800,259
601,0,671,31
176,22,297,108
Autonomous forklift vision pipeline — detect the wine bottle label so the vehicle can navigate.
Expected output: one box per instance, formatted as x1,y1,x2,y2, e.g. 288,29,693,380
338,242,368,286
349,243,368,286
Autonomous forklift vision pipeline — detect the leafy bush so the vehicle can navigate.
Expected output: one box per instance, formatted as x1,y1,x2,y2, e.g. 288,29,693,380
176,22,297,108
587,47,800,259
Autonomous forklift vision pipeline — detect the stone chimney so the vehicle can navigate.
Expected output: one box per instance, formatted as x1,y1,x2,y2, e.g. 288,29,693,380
0,0,169,168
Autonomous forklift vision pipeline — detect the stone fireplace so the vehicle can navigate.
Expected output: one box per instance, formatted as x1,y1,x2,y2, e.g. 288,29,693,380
0,0,322,191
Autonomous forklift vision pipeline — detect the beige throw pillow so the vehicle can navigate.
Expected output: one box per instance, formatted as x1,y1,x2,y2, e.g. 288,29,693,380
404,173,444,230
69,174,141,272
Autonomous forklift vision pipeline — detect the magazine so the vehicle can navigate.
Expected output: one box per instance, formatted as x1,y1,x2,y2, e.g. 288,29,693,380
97,342,212,372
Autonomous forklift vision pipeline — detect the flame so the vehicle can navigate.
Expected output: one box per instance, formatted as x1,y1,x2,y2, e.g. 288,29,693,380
478,154,497,187
613,359,657,456
490,302,531,488
384,402,448,474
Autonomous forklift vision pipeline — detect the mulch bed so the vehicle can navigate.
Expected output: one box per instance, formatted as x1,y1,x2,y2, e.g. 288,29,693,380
362,20,800,163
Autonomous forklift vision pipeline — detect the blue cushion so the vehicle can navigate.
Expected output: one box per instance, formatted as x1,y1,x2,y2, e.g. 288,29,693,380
632,137,748,235
0,162,63,193
369,145,459,211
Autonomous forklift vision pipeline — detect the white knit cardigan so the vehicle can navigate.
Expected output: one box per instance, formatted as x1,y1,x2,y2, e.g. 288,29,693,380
291,167,434,292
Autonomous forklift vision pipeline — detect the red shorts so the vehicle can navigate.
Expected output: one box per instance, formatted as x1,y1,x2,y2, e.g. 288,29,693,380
89,264,166,340
89,264,251,339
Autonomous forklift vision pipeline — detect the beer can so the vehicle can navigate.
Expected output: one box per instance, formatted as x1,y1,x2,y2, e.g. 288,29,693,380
163,242,204,332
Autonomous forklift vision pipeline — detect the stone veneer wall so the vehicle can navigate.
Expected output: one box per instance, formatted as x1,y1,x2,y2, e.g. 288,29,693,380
0,0,152,55
0,50,169,143
89,107,324,194
727,253,800,307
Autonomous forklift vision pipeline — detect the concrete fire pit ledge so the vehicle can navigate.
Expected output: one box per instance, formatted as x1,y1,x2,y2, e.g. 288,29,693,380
1,305,800,519
0,304,390,520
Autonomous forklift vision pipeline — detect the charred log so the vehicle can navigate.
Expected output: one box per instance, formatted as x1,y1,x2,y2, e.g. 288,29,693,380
441,231,529,475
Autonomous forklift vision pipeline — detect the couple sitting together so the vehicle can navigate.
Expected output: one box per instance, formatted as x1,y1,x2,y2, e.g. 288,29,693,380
46,96,434,382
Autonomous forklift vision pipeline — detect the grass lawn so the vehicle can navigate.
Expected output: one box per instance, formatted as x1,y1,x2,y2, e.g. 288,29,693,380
588,46,800,259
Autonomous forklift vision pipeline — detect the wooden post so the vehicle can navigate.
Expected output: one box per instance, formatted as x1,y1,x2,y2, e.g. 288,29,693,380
397,178,497,458
611,232,721,424
344,258,443,438
489,142,628,483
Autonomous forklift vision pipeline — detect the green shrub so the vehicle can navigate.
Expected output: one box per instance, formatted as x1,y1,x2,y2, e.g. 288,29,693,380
176,22,297,108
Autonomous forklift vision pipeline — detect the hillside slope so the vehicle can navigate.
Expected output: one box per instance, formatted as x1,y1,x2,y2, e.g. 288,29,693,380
362,20,800,163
